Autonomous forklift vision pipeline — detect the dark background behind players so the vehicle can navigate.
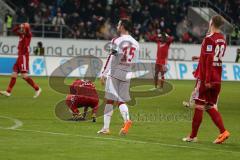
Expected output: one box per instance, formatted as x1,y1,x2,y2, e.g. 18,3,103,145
4,0,240,44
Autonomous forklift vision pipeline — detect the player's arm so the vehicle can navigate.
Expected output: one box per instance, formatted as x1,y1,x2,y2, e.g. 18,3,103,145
166,34,174,44
100,54,112,85
100,38,117,84
204,38,214,88
23,36,31,55
205,54,214,88
146,32,158,42
109,40,119,56
12,24,21,36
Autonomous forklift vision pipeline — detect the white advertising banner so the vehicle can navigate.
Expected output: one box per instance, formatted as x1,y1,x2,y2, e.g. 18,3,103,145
29,56,47,76
175,61,240,81
1,55,239,81
0,37,238,62
175,61,198,80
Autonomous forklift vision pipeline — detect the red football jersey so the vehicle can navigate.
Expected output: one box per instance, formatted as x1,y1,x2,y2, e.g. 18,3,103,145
66,94,99,114
156,36,173,65
70,79,98,99
12,25,32,56
193,65,200,79
197,32,226,84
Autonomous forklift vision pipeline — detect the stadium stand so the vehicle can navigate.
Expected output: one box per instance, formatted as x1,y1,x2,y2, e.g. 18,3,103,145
1,0,240,44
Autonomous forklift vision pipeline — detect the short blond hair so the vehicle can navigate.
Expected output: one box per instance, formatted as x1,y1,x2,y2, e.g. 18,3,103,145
211,15,224,28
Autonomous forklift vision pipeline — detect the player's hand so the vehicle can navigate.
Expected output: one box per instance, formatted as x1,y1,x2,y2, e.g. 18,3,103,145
92,113,96,122
192,56,199,61
100,76,106,86
19,24,25,33
192,70,196,75
205,83,212,89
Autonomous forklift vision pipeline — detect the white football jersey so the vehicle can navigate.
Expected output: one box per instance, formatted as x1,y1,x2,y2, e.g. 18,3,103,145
102,34,139,81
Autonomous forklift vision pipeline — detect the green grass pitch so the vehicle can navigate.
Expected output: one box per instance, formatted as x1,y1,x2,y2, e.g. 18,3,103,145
0,75,240,160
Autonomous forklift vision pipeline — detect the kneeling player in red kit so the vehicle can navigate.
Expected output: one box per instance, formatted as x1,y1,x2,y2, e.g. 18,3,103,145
65,79,99,122
0,23,41,98
183,15,230,144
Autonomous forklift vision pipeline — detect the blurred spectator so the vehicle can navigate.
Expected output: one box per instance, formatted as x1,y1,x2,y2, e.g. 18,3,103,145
52,12,65,26
6,0,240,44
16,8,28,23
4,10,13,36
34,41,45,56
182,32,193,43
231,26,240,45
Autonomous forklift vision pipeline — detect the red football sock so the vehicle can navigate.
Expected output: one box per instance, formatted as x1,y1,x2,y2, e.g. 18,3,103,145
207,108,226,133
154,72,159,88
190,108,203,138
7,77,17,93
160,75,165,88
23,77,39,91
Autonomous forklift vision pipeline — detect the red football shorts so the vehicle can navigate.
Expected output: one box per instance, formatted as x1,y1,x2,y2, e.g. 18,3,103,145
13,55,29,73
66,94,99,112
194,80,221,106
155,63,167,74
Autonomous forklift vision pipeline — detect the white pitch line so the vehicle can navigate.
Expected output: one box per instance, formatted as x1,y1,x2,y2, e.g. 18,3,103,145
0,116,23,129
2,127,239,154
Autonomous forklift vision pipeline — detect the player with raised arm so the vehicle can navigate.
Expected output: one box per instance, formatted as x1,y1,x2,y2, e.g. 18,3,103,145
97,19,139,135
183,15,230,144
65,79,99,122
151,32,174,90
0,23,41,98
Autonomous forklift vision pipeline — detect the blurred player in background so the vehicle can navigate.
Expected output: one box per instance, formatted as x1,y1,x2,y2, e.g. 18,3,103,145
151,32,174,90
0,23,41,98
183,15,230,144
98,19,139,135
65,79,99,122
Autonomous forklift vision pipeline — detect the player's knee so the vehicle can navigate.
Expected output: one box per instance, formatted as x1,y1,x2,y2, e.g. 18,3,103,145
21,73,28,79
213,104,218,110
195,104,205,110
106,99,114,104
118,102,125,107
12,72,18,78
65,100,71,108
65,95,72,106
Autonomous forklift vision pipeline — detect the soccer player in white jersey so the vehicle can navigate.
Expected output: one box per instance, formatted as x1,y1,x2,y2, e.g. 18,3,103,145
97,19,139,135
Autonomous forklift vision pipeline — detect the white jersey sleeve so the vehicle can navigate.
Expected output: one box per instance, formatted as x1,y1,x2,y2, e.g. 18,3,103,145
100,37,118,77
100,54,112,77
